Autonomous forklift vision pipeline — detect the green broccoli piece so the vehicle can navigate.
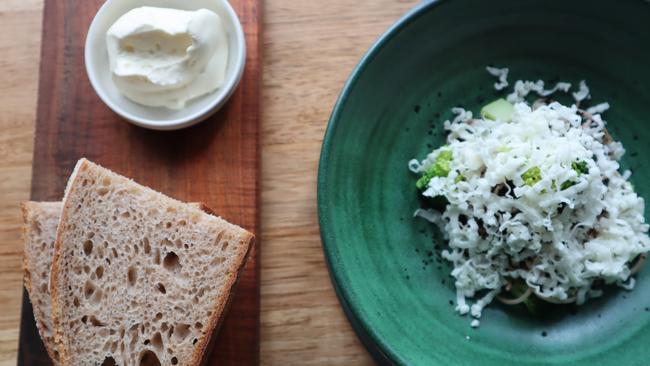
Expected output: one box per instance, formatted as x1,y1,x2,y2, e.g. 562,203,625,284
560,180,575,190
416,149,453,190
416,176,430,190
558,161,589,190
572,160,589,175
521,166,542,187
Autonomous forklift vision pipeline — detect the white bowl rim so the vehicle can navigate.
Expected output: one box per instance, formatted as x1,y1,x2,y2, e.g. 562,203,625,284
84,0,247,131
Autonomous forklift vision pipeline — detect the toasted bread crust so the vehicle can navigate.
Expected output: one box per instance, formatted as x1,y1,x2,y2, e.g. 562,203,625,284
21,201,62,365
184,202,254,365
192,233,254,366
50,160,83,365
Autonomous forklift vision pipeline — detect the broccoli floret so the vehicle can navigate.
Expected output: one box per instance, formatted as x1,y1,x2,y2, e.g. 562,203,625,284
560,180,574,190
521,166,542,187
434,150,453,174
415,175,431,190
558,161,589,190
416,149,453,190
572,160,589,175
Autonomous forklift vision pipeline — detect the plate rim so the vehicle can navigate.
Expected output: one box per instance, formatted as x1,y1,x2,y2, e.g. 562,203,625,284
317,0,446,364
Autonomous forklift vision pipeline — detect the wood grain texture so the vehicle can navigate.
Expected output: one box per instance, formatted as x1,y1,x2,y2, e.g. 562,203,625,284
0,0,417,365
260,1,416,365
16,0,260,364
0,1,43,365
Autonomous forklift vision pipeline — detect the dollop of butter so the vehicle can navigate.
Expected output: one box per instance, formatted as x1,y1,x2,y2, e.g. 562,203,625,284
106,7,228,109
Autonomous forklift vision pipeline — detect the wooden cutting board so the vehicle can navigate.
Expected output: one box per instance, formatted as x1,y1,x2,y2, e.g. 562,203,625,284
16,0,260,364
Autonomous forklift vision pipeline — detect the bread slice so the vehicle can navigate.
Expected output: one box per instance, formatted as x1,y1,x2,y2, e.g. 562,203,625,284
21,201,212,366
50,159,253,366
22,201,62,365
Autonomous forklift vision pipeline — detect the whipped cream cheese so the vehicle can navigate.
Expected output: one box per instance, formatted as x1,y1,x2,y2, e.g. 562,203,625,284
106,7,229,109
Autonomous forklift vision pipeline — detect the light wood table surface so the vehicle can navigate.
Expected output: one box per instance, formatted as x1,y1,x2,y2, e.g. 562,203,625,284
0,0,417,364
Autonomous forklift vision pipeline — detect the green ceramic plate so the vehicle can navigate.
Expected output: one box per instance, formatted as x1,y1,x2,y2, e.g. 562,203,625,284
318,0,650,365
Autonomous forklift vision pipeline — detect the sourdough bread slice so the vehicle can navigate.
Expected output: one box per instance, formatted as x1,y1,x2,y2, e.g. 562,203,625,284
50,159,253,366
21,201,62,365
21,202,209,366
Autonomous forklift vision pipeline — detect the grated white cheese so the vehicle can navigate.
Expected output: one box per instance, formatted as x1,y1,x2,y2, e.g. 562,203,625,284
572,80,591,104
506,80,572,103
486,66,510,91
587,102,610,115
411,78,650,326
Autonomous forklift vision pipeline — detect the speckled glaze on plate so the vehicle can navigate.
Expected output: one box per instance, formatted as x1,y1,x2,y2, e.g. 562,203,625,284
317,0,650,365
